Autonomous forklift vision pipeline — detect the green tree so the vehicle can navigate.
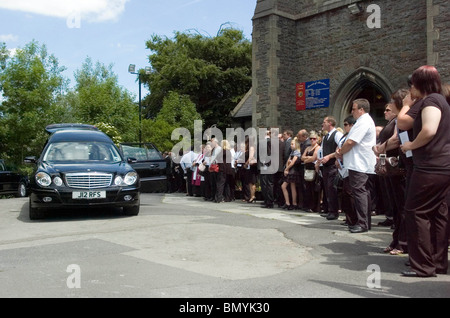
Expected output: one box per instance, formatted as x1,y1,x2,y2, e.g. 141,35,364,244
95,122,123,146
144,27,251,129
0,40,68,165
67,57,139,142
143,91,201,152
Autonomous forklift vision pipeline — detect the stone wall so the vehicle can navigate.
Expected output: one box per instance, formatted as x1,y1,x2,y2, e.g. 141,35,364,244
252,0,448,133
432,0,450,78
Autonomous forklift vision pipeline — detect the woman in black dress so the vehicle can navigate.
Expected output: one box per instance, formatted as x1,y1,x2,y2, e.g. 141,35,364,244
400,65,450,277
281,139,301,210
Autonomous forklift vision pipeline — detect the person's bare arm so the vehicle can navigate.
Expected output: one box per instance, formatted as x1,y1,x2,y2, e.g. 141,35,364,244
400,106,441,152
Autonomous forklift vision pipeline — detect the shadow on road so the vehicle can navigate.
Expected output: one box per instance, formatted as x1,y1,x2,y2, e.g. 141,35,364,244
17,200,130,223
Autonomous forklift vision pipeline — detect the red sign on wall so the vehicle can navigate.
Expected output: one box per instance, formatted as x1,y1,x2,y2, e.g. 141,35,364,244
296,83,306,111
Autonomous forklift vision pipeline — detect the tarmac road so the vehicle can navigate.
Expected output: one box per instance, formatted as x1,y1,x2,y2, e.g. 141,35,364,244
0,193,449,300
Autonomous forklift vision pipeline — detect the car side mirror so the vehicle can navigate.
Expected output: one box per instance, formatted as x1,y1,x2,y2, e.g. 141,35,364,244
24,156,37,164
127,157,137,164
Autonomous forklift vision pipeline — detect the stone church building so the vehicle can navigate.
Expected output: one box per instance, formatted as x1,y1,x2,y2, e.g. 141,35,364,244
234,0,449,133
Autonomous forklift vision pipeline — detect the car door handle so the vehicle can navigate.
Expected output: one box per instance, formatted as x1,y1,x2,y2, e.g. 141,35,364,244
150,164,159,168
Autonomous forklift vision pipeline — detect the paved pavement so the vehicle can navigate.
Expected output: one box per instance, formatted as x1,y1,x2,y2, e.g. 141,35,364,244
0,193,449,299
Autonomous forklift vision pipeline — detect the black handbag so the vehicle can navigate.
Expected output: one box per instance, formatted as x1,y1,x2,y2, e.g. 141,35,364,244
375,155,406,177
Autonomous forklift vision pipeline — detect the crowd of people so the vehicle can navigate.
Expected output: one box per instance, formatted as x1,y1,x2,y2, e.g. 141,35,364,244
163,65,450,278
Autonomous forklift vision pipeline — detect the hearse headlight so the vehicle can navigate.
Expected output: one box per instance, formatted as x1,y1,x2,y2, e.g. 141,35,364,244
53,176,63,187
124,171,138,185
36,172,51,187
114,176,123,186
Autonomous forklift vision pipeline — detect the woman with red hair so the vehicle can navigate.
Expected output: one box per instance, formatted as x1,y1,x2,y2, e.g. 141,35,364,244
400,65,450,277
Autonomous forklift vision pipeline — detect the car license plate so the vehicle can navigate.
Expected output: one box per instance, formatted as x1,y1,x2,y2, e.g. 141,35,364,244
72,191,106,199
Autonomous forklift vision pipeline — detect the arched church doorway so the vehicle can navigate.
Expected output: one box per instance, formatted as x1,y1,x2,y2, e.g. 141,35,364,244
353,85,388,126
332,67,394,126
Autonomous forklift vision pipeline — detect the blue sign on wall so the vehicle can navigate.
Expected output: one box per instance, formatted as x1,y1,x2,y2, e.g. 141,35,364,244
305,79,330,109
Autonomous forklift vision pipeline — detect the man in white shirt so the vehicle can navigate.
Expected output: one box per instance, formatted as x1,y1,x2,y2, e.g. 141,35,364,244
180,146,198,196
337,99,376,233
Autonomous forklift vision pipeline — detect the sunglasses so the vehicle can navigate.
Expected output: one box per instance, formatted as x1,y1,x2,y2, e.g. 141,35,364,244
310,137,317,140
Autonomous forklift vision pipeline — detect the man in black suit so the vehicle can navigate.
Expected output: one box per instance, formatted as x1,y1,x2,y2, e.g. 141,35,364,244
259,129,275,208
318,116,343,220
273,130,286,207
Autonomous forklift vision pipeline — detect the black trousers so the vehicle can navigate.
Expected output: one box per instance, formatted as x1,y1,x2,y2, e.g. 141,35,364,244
224,172,236,201
296,165,306,208
405,170,450,276
348,170,372,230
379,176,393,218
342,177,356,225
387,174,407,251
323,164,339,215
273,171,285,206
260,172,274,205
201,169,212,199
186,170,193,196
210,171,218,200
215,171,226,202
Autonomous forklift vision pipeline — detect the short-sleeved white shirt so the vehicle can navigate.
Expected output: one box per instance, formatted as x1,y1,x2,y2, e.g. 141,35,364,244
343,113,376,174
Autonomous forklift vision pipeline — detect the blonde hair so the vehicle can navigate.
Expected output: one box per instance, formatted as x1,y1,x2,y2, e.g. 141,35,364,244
291,139,300,151
222,140,231,150
309,130,318,139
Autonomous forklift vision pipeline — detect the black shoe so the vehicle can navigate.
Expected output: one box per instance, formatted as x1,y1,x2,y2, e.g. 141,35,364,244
401,270,418,277
261,204,274,209
378,218,394,226
326,213,339,220
401,270,436,278
282,204,290,210
349,226,368,233
288,205,297,210
320,213,329,217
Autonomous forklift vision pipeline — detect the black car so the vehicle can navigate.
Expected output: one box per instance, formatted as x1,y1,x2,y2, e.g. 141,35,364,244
0,159,28,197
120,143,167,192
24,124,140,219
